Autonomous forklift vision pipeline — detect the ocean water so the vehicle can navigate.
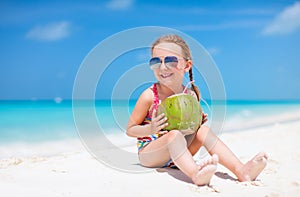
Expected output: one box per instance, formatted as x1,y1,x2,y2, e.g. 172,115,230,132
1,100,300,144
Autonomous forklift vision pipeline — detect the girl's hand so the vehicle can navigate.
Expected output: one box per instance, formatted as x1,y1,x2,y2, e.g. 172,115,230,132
150,109,168,134
201,112,208,125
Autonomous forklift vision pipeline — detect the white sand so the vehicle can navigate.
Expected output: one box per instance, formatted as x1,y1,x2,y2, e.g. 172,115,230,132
1,120,300,197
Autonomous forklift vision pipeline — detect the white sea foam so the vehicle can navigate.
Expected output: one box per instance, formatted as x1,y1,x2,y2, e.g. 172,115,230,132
0,138,84,160
0,129,137,160
223,108,300,132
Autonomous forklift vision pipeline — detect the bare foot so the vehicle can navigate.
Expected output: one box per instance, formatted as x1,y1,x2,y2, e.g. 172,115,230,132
192,154,218,186
237,152,268,181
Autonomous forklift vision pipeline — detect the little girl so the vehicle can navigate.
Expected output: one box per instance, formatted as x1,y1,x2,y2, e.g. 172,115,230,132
126,34,268,186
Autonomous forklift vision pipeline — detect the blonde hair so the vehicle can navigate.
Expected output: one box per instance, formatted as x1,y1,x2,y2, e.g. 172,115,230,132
151,34,201,101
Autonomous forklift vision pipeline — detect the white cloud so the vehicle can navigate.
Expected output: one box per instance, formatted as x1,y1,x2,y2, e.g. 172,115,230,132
26,21,71,41
262,2,300,35
207,47,220,56
106,0,134,10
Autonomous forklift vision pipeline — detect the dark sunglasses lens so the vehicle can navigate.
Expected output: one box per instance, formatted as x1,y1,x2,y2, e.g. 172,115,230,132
165,56,178,68
149,57,161,69
165,56,178,63
149,57,161,65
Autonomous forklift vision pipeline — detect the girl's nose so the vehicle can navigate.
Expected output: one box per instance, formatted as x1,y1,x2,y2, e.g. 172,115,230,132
160,62,168,70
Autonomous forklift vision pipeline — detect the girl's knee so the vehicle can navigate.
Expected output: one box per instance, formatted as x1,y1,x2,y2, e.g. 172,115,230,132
197,125,211,143
166,130,185,144
201,125,211,132
197,125,219,149
168,130,184,137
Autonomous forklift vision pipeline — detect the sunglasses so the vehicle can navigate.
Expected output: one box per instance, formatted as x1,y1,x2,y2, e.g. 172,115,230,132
149,56,184,70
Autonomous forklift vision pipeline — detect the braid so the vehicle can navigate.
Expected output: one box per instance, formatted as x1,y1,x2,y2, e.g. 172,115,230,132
189,67,201,101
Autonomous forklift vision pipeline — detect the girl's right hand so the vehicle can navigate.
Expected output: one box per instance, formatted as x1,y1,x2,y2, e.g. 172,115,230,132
150,109,168,134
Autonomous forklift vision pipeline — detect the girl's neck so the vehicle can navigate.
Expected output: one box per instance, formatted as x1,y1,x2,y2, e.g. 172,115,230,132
157,82,184,100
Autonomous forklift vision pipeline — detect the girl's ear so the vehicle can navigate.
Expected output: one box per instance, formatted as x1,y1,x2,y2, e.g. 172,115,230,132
184,60,192,72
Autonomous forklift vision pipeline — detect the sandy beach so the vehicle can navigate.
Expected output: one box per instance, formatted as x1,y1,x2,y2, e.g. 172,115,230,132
1,119,300,197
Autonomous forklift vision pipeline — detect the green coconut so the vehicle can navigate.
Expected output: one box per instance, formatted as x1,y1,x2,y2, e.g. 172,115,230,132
157,93,202,133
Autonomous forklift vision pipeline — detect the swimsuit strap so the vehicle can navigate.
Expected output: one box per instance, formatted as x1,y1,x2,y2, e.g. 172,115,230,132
145,83,160,120
153,83,159,111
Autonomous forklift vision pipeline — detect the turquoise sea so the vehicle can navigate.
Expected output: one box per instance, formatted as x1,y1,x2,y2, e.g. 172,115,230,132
1,100,300,144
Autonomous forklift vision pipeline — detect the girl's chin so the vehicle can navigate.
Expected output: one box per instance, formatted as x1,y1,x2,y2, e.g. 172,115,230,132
159,80,177,89
159,78,173,85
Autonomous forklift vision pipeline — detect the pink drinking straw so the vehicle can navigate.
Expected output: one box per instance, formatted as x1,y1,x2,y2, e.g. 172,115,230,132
183,80,195,93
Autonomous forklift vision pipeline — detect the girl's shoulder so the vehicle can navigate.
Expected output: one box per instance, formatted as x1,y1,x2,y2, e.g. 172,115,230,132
138,85,155,104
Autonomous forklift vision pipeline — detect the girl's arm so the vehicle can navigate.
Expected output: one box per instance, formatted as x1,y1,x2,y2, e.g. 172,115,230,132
126,89,154,138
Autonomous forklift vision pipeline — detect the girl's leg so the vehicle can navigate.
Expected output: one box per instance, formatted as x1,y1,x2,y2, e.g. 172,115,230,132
139,130,218,185
188,126,268,181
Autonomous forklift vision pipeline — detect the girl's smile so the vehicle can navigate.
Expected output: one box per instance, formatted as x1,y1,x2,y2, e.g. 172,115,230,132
160,72,173,79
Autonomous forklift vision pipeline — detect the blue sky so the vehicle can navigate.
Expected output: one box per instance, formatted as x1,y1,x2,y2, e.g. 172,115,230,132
1,0,300,101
